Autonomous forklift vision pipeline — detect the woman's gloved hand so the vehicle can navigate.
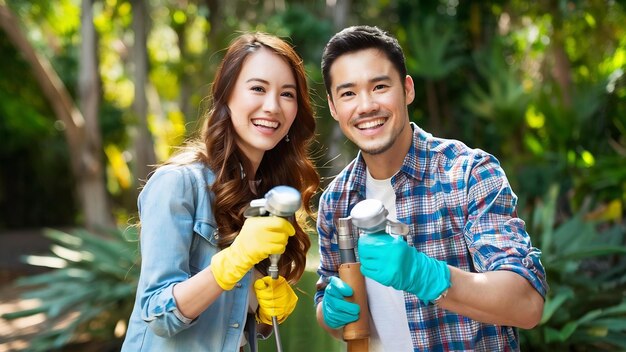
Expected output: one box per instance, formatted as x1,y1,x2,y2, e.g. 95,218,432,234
211,216,295,290
358,234,450,303
254,276,298,325
321,276,360,329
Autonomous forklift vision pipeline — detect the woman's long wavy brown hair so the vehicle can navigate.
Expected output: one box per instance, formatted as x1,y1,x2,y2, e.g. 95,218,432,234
175,32,319,284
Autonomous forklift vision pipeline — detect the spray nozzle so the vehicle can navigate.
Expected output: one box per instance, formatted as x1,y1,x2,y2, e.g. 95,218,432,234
244,185,301,218
350,199,409,236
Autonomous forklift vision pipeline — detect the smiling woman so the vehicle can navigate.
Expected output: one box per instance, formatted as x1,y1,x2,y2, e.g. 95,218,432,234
228,47,299,169
120,32,320,352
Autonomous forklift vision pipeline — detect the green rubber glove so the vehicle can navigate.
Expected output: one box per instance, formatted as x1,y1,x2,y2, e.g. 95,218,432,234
358,233,450,303
210,216,295,290
254,276,298,325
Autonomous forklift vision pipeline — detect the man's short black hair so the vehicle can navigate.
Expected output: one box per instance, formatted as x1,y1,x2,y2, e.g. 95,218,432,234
321,25,407,97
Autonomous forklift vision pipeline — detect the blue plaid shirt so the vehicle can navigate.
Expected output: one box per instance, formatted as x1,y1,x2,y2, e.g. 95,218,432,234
315,123,548,351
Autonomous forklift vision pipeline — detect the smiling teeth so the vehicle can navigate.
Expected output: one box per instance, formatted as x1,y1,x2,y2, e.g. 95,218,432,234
356,119,385,129
253,119,279,128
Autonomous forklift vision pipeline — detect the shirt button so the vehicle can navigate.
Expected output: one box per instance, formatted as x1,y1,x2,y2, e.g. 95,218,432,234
231,323,240,328
235,283,242,288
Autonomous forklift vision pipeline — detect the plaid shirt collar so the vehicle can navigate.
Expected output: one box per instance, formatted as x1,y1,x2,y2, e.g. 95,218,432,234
348,122,429,192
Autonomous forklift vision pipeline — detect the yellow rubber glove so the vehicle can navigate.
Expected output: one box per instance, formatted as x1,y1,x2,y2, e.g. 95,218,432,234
210,217,295,290
254,276,298,325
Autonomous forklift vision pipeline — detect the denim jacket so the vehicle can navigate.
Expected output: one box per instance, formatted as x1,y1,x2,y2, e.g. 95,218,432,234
121,162,251,351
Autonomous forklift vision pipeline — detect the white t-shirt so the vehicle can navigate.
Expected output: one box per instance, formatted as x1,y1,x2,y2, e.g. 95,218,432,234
364,168,413,351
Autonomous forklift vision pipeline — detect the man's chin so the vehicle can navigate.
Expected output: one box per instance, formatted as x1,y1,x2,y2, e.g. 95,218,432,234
358,141,393,156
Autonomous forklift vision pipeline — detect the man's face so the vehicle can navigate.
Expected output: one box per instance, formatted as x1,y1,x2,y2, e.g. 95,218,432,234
327,48,414,156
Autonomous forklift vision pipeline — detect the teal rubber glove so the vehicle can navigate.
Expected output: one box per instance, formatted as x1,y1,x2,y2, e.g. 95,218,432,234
358,233,451,303
321,276,360,329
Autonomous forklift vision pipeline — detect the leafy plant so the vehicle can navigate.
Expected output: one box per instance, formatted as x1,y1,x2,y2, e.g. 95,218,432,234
462,38,533,160
520,185,626,351
404,16,465,81
1,228,139,351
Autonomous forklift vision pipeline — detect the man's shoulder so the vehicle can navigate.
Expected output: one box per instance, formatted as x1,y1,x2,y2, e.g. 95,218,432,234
427,134,470,155
424,134,494,164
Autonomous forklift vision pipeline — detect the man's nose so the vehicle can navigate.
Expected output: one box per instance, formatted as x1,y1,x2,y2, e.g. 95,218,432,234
356,93,378,115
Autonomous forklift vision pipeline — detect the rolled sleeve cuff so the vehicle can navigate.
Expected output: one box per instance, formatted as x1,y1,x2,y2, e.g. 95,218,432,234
142,284,196,337
172,307,194,325
490,249,549,298
314,290,324,306
314,273,333,306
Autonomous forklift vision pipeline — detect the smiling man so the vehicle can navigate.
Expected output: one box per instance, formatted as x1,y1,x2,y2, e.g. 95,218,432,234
314,25,548,351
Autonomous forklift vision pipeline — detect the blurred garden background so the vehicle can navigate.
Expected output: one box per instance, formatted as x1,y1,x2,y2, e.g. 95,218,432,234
0,0,625,351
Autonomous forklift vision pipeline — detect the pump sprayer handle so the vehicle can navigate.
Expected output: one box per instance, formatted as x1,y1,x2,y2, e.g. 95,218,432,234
264,186,300,279
337,217,370,349
244,185,301,352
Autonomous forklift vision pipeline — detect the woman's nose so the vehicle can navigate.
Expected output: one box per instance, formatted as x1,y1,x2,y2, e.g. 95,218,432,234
263,95,280,114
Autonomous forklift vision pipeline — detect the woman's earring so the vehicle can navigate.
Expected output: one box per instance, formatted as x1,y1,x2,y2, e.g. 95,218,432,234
285,134,290,142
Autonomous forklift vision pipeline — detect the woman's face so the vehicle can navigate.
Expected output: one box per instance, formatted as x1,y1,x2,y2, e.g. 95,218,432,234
228,47,298,169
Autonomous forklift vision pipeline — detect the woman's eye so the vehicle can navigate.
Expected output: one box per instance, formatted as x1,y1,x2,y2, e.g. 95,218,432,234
281,91,295,98
251,86,265,92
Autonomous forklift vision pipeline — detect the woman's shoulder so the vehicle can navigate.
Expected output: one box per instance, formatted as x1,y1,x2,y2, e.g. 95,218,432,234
144,161,215,192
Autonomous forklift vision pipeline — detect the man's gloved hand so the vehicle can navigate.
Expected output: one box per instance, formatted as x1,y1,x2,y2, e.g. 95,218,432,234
358,234,450,303
254,276,298,325
321,276,360,329
211,217,295,290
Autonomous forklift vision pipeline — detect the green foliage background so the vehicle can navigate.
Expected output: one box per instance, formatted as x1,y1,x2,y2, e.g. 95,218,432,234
1,0,625,351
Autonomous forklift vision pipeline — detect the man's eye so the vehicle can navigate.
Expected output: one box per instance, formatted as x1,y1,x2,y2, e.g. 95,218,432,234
340,91,355,97
374,84,388,90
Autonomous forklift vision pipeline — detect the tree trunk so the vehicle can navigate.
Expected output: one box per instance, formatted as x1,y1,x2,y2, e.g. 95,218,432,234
78,0,114,230
0,3,114,231
0,4,83,155
546,0,572,108
328,0,351,30
205,0,222,42
131,0,156,183
324,0,353,180
173,14,194,126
